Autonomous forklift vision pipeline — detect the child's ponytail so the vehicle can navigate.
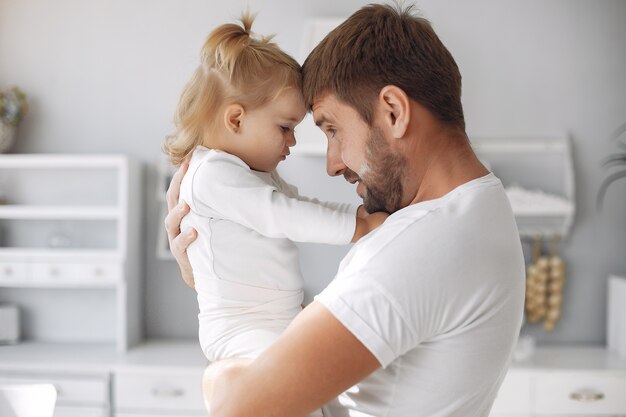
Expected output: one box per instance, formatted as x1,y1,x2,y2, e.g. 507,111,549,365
164,13,301,167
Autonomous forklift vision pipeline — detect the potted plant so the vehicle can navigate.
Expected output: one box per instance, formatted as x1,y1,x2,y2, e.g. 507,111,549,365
0,86,28,153
597,122,626,208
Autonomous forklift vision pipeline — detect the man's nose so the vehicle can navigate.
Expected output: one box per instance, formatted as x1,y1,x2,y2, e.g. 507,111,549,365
326,140,345,177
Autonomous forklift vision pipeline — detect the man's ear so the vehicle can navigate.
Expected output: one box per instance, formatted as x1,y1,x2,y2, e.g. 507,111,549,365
378,86,410,139
224,104,245,134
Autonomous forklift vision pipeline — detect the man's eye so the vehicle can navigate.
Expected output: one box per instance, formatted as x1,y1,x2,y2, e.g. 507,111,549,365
327,128,336,139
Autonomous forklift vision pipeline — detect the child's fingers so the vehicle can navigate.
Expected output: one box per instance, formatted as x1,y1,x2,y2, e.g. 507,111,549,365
166,160,190,211
164,201,190,240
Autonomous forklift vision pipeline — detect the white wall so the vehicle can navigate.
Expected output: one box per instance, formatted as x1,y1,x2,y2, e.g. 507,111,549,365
1,0,625,344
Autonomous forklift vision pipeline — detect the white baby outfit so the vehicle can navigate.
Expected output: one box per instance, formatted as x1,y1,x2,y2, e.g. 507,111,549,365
179,146,357,363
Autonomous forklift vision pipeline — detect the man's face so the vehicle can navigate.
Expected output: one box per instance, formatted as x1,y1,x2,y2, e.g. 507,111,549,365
312,93,406,214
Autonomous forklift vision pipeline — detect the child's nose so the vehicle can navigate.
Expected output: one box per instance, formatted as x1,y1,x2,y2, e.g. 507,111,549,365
287,131,296,147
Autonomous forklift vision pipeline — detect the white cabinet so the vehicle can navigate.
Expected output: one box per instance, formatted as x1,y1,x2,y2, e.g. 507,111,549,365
533,371,626,415
155,160,174,260
0,372,111,417
1,343,623,417
0,341,208,417
490,370,533,416
490,347,626,416
114,370,205,416
0,154,141,351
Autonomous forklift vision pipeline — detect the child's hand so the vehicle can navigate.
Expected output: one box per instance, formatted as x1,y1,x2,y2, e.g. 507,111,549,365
352,211,389,242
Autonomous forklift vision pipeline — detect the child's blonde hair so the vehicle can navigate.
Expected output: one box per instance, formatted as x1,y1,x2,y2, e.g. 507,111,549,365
164,13,302,167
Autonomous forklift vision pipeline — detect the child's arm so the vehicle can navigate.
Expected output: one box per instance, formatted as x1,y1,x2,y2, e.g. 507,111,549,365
352,211,389,242
274,173,357,215
192,154,357,245
273,171,389,243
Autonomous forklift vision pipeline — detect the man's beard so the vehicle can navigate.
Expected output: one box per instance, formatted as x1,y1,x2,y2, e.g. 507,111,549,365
345,126,406,214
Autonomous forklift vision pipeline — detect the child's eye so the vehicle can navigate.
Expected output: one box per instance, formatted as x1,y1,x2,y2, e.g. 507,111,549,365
280,126,291,133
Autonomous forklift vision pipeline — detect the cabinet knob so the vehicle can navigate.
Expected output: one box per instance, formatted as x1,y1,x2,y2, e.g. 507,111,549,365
570,389,605,402
152,387,185,398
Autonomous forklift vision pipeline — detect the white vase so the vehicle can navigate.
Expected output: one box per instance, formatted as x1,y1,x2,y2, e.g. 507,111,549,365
0,122,16,153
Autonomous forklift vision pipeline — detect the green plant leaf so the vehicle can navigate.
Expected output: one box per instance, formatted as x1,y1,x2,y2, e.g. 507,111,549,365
597,169,626,210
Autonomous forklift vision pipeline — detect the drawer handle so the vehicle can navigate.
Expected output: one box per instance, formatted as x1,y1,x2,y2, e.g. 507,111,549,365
152,387,185,398
570,390,605,402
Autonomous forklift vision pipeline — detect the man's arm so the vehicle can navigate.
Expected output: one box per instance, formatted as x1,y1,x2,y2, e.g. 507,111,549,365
205,301,381,417
164,160,197,289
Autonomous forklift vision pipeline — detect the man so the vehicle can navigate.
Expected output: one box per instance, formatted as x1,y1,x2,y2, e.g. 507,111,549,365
164,4,525,417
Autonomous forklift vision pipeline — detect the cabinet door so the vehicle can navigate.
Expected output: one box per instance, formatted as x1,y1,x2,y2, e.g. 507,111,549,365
490,370,532,416
534,371,626,415
55,406,109,417
114,370,205,413
0,374,109,407
116,414,205,417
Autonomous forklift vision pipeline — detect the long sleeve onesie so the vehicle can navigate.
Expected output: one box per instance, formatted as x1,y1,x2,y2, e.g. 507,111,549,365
179,146,357,362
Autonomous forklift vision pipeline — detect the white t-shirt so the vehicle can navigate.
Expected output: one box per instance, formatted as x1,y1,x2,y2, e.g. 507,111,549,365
180,146,358,361
315,173,525,417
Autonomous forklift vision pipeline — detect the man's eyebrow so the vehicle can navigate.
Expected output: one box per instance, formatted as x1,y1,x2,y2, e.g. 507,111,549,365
314,115,329,127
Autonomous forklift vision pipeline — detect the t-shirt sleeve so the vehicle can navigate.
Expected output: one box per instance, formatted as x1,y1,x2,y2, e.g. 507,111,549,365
314,268,424,368
191,156,356,244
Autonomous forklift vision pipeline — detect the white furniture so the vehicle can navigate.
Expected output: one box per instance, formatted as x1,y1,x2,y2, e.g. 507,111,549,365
155,161,174,260
471,137,575,239
0,384,57,417
0,154,141,351
491,346,626,416
0,343,624,417
0,341,206,417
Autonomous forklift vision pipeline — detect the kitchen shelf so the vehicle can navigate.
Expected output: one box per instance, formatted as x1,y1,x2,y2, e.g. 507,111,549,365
471,136,575,238
0,205,120,219
0,248,122,260
0,154,142,351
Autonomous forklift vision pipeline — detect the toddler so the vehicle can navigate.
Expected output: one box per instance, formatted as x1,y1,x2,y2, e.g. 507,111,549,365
163,14,386,411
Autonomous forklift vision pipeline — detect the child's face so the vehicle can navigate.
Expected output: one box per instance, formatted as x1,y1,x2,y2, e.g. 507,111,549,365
237,88,306,172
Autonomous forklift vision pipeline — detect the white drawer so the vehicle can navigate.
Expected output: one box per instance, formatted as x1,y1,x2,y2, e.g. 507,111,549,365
73,263,122,284
117,414,205,417
31,262,122,285
534,371,626,415
31,263,74,283
54,406,109,417
114,371,204,412
0,374,109,406
0,262,29,284
491,370,532,415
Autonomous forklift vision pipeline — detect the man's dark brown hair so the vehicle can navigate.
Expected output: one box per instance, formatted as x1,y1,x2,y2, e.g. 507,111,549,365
302,3,465,130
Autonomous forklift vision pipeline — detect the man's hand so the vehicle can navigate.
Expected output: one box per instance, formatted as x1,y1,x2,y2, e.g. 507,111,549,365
164,160,197,289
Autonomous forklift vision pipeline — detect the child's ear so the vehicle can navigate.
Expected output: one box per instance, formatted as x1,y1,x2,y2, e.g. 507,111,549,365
224,104,245,134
